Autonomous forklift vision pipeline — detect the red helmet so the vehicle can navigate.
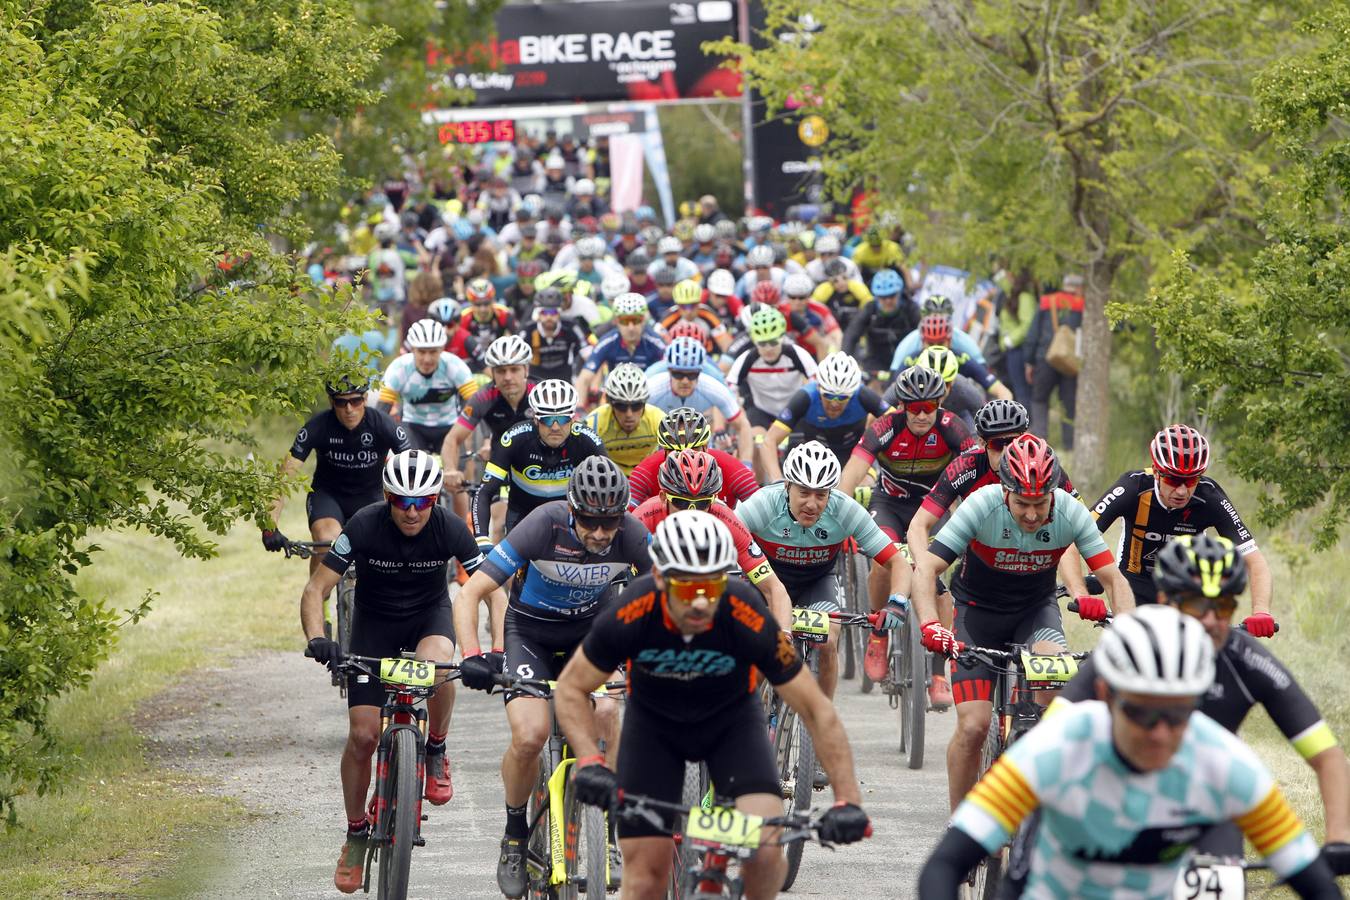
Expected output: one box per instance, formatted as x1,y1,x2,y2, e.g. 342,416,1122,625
750,280,781,306
465,277,495,303
1150,424,1209,478
998,434,1060,498
515,259,545,280
657,449,724,499
667,321,707,344
920,314,952,346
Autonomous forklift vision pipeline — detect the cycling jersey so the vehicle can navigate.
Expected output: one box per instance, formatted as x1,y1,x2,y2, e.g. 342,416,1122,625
633,497,773,585
378,352,476,427
583,329,666,373
774,382,887,463
928,484,1112,612
841,300,921,373
849,240,905,278
628,447,758,510
289,407,410,499
776,300,839,344
582,404,664,474
890,326,986,371
323,503,484,616
471,420,605,536
736,483,900,588
921,446,1077,519
853,410,976,517
520,319,589,382
1090,470,1258,605
455,382,535,441
811,279,871,331
644,357,727,384
659,308,728,351
647,371,743,420
477,501,651,620
727,340,817,421
947,701,1321,899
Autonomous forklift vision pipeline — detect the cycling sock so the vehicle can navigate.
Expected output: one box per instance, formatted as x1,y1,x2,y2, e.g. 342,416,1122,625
426,731,447,756
347,816,370,836
505,803,528,839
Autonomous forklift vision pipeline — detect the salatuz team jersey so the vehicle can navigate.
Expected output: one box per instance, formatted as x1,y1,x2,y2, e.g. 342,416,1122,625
583,574,803,725
853,410,976,516
378,352,476,427
952,701,1321,899
582,404,664,475
726,340,818,416
1090,469,1258,602
323,504,484,616
921,446,1077,519
929,484,1113,611
774,382,888,462
456,382,535,441
477,501,652,620
471,420,605,535
633,497,774,585
290,407,410,498
735,484,900,587
627,447,759,510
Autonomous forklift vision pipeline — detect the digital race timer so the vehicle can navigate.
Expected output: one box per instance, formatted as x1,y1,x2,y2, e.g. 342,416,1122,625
438,119,516,144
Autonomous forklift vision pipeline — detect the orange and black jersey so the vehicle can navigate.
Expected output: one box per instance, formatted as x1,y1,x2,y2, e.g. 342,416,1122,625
583,574,803,725
853,410,976,513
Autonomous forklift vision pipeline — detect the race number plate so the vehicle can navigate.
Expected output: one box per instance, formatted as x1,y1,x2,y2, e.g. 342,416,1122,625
685,805,763,848
378,657,434,687
1019,652,1078,686
792,608,830,640
1172,862,1244,899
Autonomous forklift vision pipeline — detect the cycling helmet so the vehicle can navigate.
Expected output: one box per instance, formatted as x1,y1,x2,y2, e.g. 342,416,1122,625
657,407,712,451
746,244,775,267
783,272,814,299
715,220,737,242
782,440,842,490
573,178,596,195
915,344,960,385
406,318,448,350
567,456,629,516
998,434,1061,498
636,205,657,223
707,268,736,296
816,234,841,254
529,379,578,417
1150,424,1210,478
534,287,564,310
750,280,781,306
373,219,399,242
920,295,954,318
576,236,605,260
748,306,787,343
747,216,774,235
823,259,848,279
1153,534,1249,599
797,230,816,250
673,279,703,306
649,510,737,576
626,248,651,271
892,365,947,403
668,321,708,344
465,277,495,303
427,298,459,324
516,258,545,281
612,292,649,319
657,235,683,255
1094,604,1215,698
653,266,679,286
658,449,724,498
920,314,953,346
693,223,716,244
870,268,903,298
975,399,1030,439
664,337,707,371
640,225,665,247
815,352,862,396
382,449,443,497
551,270,577,293
326,374,371,397
600,272,631,302
604,363,651,404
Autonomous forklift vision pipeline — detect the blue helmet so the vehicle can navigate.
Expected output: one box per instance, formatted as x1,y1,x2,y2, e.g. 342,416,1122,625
664,336,706,372
870,268,903,298
636,205,657,223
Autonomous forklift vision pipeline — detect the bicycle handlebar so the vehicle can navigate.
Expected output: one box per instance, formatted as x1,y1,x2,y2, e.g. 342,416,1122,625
283,540,332,560
612,790,869,847
488,673,629,699
1062,601,1279,633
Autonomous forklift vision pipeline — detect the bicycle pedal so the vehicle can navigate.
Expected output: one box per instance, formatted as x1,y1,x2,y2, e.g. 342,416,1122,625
421,814,429,821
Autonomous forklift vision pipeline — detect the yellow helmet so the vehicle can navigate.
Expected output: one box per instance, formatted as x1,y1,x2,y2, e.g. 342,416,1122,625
673,279,703,306
915,344,960,385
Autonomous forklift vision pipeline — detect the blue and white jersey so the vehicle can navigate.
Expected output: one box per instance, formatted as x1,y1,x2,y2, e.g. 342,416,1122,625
647,371,742,420
583,329,667,373
379,352,474,427
644,358,727,385
890,326,987,372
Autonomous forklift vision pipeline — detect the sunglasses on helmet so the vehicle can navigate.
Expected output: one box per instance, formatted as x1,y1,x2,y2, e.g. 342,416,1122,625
386,493,437,511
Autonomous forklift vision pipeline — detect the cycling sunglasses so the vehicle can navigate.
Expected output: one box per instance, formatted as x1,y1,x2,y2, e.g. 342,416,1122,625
904,400,939,415
387,493,437,511
822,392,853,404
616,316,646,326
574,512,622,531
667,574,728,604
610,401,645,413
1171,592,1238,620
331,394,365,408
536,307,562,316
664,493,714,511
1115,697,1197,730
538,414,572,427
1158,473,1201,488
984,434,1024,451
669,370,700,382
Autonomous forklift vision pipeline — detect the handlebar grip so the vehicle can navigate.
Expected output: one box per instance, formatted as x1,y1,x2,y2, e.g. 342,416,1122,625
1066,600,1079,614
304,646,315,658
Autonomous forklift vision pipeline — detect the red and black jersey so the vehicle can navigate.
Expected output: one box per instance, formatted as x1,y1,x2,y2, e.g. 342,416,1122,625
458,305,518,370
921,446,1077,519
627,447,759,510
853,410,976,515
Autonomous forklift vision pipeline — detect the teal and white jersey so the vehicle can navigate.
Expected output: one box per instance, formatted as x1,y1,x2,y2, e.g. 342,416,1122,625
952,701,1320,899
380,352,474,428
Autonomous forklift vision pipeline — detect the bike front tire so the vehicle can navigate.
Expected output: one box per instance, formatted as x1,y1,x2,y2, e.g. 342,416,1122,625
377,729,418,899
561,769,608,898
899,615,926,770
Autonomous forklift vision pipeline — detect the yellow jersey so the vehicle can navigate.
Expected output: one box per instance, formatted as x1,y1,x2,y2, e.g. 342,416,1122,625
583,404,664,475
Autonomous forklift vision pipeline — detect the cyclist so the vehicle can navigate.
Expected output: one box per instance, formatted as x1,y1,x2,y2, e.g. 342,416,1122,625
582,363,664,475
850,225,905,282
442,334,534,495
888,296,993,372
634,449,792,627
575,292,665,402
647,338,755,464
733,243,786,301
557,511,871,899
704,268,743,332
458,277,519,372
300,450,486,893
893,343,987,431
728,306,818,464
918,604,1342,899
806,234,860,282
520,288,589,382
659,278,732,353
780,272,842,358
262,377,410,575
376,319,477,453
426,297,478,361
909,434,1134,811
759,351,886,480
454,458,652,899
811,258,872,332
841,268,921,380
469,379,605,543
737,441,912,706
1086,424,1274,631
628,407,759,509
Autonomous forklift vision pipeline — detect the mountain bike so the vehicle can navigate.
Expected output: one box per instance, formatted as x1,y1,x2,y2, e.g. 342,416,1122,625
834,538,869,682
880,594,928,770
286,539,356,696
313,651,460,899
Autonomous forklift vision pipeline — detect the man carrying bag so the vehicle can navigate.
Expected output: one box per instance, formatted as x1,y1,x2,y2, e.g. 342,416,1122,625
1024,273,1084,449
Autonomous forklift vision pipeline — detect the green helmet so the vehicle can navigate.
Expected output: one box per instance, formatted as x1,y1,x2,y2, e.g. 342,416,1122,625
915,344,960,385
748,306,787,343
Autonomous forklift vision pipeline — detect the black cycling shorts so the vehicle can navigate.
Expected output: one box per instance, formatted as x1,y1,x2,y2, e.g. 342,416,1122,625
950,599,1065,705
745,404,777,429
781,571,841,615
502,606,593,704
347,601,455,709
307,489,381,526
405,421,453,454
867,494,919,542
616,698,781,839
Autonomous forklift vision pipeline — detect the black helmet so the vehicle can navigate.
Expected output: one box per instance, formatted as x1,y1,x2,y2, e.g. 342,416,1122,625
626,248,651,270
975,399,1030,438
325,374,370,397
535,287,564,308
567,456,629,516
1153,534,1249,599
920,296,954,318
657,407,712,451
823,258,848,279
892,365,947,403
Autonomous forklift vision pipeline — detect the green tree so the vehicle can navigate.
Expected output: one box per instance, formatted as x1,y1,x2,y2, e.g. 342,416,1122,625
1137,9,1350,547
715,0,1308,486
0,0,388,817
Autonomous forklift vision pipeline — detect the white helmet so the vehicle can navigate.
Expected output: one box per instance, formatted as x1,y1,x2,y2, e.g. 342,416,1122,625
405,318,447,350
649,510,737,576
573,178,596,195
815,352,862,397
815,234,841,254
604,363,650,404
601,272,632,302
373,220,399,242
746,244,775,267
1094,605,1215,698
383,449,443,497
612,292,649,318
782,440,841,490
707,269,736,296
693,223,716,244
484,334,532,368
576,236,605,259
657,236,684,255
783,272,814,298
529,379,578,417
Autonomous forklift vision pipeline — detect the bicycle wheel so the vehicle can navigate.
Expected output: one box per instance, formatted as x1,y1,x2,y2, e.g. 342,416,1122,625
899,615,926,770
561,769,607,897
528,754,556,900
781,708,815,891
377,729,418,900
836,553,857,681
965,719,1004,900
669,762,711,899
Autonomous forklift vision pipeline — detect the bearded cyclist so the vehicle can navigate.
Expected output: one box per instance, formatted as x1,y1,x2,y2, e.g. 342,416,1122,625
575,292,665,403
582,363,664,475
759,351,886,480
627,407,759,509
